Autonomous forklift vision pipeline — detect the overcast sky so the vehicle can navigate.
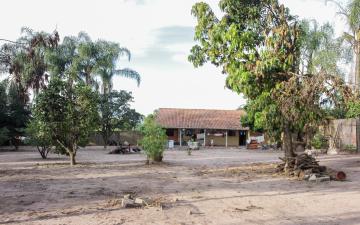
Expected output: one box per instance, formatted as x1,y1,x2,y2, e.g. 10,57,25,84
0,0,346,115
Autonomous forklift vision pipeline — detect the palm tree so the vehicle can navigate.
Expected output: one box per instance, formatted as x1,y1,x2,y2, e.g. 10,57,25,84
99,67,140,94
96,43,140,149
301,19,352,77
0,27,59,102
96,42,140,94
326,0,360,89
301,20,326,74
76,32,100,86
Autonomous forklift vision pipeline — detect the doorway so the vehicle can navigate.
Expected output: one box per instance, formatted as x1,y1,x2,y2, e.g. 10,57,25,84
239,130,247,146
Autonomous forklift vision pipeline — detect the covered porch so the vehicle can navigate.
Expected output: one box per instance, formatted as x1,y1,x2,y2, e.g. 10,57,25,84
166,128,248,147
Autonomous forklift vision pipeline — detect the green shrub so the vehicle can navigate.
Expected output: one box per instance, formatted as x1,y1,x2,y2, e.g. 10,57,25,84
311,133,328,149
25,119,52,159
344,144,357,152
139,114,167,163
346,101,360,118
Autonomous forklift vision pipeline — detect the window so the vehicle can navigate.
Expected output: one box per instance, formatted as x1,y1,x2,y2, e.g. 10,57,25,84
228,130,237,136
166,129,174,136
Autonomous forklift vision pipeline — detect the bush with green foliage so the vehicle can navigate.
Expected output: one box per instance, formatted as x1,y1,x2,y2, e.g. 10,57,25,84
311,133,328,149
25,118,52,159
32,77,99,165
139,115,167,163
346,100,360,118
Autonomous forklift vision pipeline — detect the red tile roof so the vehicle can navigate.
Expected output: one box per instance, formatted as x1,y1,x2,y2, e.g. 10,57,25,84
156,108,248,130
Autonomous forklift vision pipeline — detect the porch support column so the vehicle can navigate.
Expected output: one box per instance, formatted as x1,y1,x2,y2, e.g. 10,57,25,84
204,129,206,147
179,129,182,147
225,131,228,148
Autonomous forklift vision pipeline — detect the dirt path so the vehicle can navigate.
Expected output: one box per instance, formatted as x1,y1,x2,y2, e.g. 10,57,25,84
0,148,359,225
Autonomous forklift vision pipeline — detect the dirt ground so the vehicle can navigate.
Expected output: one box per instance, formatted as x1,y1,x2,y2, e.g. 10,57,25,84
0,147,360,225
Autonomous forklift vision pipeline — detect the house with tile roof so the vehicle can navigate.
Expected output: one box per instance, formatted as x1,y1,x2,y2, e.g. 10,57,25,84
156,108,249,147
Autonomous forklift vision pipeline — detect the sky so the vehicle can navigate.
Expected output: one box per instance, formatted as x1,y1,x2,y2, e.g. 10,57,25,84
0,0,348,115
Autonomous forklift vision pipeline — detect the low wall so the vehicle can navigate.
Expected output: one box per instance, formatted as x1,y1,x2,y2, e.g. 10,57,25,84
89,131,142,146
322,119,359,150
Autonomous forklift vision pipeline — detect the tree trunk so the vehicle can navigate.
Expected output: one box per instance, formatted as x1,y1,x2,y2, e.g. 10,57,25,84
44,146,50,158
103,134,108,149
282,124,296,159
149,154,163,163
306,52,313,74
355,50,360,91
37,146,47,159
86,75,90,86
118,131,121,146
69,151,76,166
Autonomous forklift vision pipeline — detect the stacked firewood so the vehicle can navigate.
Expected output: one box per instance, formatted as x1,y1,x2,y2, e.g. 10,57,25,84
277,153,346,182
277,153,328,179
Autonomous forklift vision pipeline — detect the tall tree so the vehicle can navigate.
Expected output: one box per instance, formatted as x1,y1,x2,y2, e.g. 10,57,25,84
99,90,143,148
189,0,351,158
76,32,101,86
95,41,141,148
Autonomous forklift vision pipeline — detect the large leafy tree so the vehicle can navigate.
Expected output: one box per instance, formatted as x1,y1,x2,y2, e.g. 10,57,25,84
189,0,351,158
32,77,99,165
242,20,351,145
99,90,143,148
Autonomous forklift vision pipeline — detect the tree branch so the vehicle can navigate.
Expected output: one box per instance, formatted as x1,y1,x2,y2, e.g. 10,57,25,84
0,39,26,45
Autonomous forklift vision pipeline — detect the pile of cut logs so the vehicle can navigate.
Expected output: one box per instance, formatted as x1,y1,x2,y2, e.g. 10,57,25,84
277,153,326,176
276,153,346,182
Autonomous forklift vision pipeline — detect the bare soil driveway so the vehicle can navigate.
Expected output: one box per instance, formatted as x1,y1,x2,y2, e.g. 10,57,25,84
0,147,359,225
